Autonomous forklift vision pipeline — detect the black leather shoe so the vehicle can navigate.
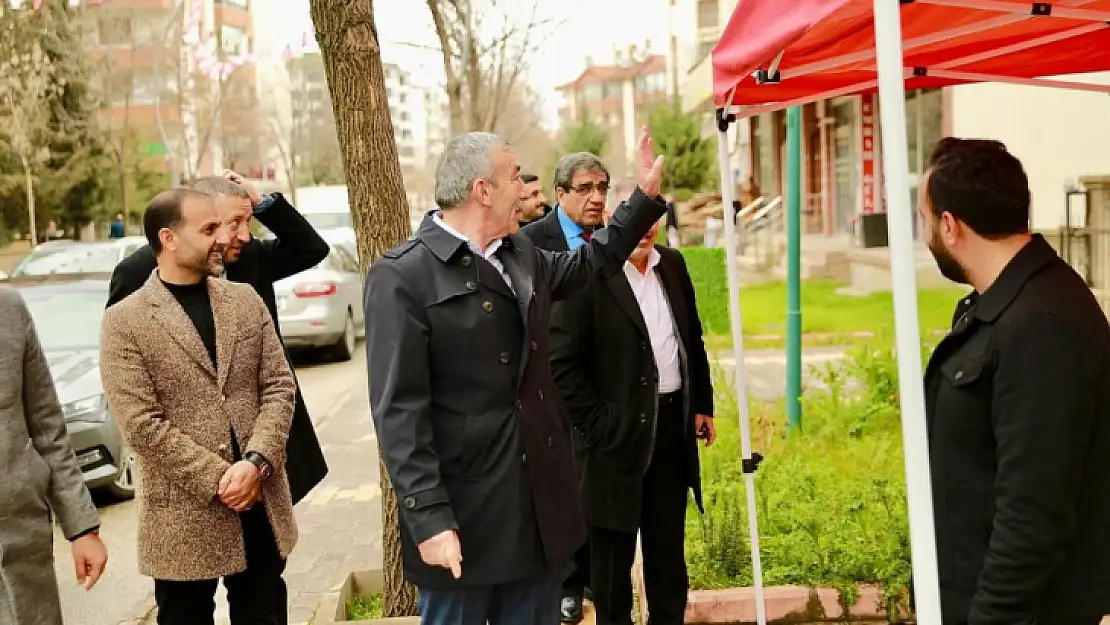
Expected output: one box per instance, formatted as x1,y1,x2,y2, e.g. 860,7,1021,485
560,594,584,623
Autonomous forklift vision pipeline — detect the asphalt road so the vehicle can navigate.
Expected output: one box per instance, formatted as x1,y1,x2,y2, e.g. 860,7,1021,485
53,344,369,625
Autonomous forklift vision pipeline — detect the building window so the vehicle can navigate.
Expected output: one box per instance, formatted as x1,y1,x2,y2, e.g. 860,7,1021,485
219,25,249,56
582,84,602,102
697,0,718,30
97,16,133,46
602,82,621,100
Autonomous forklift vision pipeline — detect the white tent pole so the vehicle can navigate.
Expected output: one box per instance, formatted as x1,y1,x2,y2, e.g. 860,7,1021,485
871,0,942,623
715,112,767,625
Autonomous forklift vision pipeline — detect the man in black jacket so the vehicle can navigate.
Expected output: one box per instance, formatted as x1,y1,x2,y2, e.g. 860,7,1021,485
549,176,713,625
522,151,611,623
105,171,330,507
365,128,666,625
921,138,1110,625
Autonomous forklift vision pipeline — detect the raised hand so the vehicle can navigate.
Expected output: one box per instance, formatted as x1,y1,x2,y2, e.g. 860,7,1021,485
635,126,665,199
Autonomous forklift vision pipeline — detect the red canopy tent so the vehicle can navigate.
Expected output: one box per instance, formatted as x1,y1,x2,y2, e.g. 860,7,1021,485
706,2,1110,624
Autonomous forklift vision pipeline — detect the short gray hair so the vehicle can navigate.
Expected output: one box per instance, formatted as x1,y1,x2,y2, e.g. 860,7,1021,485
609,177,638,206
435,132,511,210
187,175,250,199
553,152,608,192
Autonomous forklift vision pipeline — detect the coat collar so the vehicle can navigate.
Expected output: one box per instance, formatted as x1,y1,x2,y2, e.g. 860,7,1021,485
140,270,238,389
966,234,1057,324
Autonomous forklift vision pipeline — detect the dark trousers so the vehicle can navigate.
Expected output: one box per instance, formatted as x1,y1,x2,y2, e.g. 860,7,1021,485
417,565,563,625
562,541,591,598
153,505,287,625
591,395,690,625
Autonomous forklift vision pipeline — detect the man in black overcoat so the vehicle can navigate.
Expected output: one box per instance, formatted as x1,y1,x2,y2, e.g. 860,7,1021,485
549,177,714,625
921,138,1110,625
521,150,611,624
104,171,330,506
365,128,667,625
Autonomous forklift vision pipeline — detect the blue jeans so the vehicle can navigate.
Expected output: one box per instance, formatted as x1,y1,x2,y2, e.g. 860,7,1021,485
417,567,563,625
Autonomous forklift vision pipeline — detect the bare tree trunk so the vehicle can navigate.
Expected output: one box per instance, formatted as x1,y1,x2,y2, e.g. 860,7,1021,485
308,0,416,617
21,155,37,245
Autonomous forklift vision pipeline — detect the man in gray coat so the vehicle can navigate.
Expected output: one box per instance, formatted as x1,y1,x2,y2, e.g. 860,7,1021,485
0,287,108,625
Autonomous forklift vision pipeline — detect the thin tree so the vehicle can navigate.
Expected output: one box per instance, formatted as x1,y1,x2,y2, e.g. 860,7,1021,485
425,0,556,134
308,0,417,617
0,19,62,245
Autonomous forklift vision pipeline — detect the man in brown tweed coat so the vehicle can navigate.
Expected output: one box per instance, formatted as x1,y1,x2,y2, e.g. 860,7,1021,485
100,187,298,625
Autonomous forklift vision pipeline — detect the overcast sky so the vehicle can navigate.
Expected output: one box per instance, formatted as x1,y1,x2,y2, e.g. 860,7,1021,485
271,0,673,126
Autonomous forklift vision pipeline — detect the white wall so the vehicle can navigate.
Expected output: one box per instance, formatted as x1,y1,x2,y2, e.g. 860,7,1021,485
950,72,1110,229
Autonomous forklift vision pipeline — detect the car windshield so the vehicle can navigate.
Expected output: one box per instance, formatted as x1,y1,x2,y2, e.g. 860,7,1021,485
304,213,352,229
21,287,108,351
11,245,119,277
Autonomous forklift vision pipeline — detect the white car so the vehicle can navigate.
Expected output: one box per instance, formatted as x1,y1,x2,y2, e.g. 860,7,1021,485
274,235,365,362
9,237,147,279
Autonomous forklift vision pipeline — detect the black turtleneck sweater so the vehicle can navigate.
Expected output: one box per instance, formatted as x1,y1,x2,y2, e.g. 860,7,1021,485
162,277,217,367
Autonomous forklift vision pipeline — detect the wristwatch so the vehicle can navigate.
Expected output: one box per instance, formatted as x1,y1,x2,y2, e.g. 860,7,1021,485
245,452,273,481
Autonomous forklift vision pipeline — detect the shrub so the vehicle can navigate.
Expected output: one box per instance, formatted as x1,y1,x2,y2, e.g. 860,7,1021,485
687,344,912,620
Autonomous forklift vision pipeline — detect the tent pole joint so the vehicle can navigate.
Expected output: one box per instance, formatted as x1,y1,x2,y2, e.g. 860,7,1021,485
742,451,765,474
913,66,928,77
1031,2,1051,16
716,107,736,132
755,68,782,84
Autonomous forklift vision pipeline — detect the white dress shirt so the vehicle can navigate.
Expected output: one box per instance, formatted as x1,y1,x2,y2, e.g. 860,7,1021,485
622,248,682,394
433,211,514,293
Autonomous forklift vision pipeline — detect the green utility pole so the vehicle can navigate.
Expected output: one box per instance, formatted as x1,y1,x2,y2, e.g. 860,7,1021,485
785,106,803,431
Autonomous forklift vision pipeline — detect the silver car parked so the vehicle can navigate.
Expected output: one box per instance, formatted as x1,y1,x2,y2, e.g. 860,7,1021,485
17,278,134,501
275,237,365,362
9,237,147,279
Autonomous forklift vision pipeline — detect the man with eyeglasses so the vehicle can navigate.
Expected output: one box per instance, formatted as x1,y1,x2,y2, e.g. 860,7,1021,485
521,152,610,623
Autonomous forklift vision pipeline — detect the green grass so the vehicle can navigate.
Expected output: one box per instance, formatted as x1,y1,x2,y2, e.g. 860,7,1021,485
679,247,965,348
347,593,384,620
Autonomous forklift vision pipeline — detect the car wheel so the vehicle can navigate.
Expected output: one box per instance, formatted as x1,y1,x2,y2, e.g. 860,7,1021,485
329,312,356,362
103,447,136,501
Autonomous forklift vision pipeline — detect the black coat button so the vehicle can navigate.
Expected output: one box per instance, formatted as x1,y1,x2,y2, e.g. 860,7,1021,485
465,280,476,290
403,496,416,509
640,341,648,350
639,413,646,423
482,301,493,313
516,400,523,410
640,376,648,386
530,340,538,351
521,453,528,464
546,436,553,447
538,389,544,400
461,255,472,267
499,352,510,364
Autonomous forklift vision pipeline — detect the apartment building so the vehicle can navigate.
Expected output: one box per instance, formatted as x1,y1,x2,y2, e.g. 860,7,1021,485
677,0,1110,242
556,47,669,176
83,0,268,182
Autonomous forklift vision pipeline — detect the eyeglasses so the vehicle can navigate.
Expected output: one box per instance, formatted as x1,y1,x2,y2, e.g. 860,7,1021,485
569,182,610,196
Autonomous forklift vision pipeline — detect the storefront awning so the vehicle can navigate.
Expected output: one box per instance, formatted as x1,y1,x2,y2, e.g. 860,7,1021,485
712,0,1110,116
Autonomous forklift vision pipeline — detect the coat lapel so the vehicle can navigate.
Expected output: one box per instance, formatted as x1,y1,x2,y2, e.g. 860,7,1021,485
500,244,534,387
209,280,237,392
145,272,217,379
607,268,650,340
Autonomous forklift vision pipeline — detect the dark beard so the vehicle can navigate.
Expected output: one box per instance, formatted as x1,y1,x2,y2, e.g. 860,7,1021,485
927,237,968,285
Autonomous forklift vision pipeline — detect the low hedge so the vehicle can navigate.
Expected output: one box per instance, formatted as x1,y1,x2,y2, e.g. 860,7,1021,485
687,342,913,620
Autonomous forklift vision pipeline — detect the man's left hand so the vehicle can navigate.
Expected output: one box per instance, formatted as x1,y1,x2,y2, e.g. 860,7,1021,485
218,460,261,512
224,169,263,207
71,532,108,590
695,414,716,447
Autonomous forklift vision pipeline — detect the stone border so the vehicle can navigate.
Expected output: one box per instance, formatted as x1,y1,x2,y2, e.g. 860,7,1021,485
314,569,420,625
632,556,910,623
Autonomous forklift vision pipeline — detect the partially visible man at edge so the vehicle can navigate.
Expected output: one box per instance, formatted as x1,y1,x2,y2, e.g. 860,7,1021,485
521,151,610,624
921,137,1110,624
519,174,551,227
105,171,330,508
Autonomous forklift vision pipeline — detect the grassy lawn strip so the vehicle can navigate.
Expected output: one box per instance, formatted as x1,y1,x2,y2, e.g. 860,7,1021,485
681,247,965,347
